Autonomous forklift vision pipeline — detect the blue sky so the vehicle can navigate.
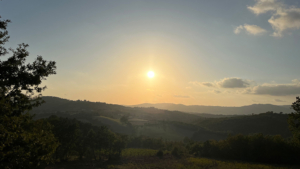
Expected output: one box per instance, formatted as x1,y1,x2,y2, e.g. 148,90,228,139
1,0,300,106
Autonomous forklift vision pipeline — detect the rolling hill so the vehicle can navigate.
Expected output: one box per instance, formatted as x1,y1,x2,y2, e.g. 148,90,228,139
31,96,293,141
132,103,292,115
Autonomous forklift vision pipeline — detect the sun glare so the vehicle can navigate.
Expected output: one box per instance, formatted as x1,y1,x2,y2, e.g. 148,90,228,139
147,71,155,78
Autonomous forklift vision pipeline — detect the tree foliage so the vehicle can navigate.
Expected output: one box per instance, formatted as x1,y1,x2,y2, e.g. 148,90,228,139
288,97,300,142
0,16,58,169
46,116,127,162
188,134,300,164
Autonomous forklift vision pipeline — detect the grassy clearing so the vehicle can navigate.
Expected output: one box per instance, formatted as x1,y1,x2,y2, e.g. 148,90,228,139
111,155,298,169
122,148,167,157
97,116,122,124
135,125,185,141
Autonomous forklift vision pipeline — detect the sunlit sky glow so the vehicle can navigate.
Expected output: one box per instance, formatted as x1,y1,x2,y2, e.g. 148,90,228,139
1,0,300,106
147,71,155,78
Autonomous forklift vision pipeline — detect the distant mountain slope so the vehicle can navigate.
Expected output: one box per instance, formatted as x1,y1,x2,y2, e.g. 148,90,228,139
31,96,293,141
132,103,292,115
194,112,292,138
31,96,201,123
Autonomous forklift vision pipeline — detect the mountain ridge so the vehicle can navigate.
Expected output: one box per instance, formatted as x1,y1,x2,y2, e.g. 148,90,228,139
130,103,292,115
36,96,292,116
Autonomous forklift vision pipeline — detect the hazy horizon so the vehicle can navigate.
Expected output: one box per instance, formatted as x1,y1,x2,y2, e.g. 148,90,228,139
2,0,300,106
43,95,291,108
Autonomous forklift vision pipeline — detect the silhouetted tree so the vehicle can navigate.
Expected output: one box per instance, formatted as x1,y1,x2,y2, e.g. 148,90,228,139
289,97,300,142
188,134,300,164
46,116,127,162
120,115,129,124
0,16,58,169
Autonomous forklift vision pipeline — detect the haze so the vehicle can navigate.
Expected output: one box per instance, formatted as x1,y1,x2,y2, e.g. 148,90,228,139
2,0,300,106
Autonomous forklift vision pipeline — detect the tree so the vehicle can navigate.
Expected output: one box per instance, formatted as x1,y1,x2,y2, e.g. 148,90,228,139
0,16,58,169
288,97,300,142
120,115,129,125
47,116,79,161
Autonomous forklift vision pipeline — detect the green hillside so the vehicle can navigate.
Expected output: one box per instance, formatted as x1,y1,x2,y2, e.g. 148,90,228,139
194,112,292,138
33,96,292,141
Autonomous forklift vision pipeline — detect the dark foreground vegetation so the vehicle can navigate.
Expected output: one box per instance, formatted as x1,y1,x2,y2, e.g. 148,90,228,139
189,134,300,164
44,116,300,165
1,15,300,169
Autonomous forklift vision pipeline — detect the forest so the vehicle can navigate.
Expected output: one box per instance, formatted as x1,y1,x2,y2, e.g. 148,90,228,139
1,10,300,169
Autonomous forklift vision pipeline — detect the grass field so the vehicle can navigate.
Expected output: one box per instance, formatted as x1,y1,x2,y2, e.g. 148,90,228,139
135,124,194,141
97,116,122,124
122,148,160,157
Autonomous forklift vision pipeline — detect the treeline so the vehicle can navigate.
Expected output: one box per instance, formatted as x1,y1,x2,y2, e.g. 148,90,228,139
46,116,185,156
45,116,190,160
127,136,186,151
45,115,126,162
187,134,300,165
45,116,300,165
194,112,292,138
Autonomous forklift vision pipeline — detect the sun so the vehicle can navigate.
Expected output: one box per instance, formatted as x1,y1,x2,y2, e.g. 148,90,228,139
147,71,155,78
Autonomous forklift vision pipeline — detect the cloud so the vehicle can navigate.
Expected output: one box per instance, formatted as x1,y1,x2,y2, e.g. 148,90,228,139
252,83,300,96
234,25,244,34
201,82,215,87
247,0,285,15
173,95,190,98
246,0,300,37
217,78,250,88
268,8,300,37
190,77,251,89
244,24,267,34
292,79,300,84
234,24,267,35
274,98,285,102
189,81,215,87
211,90,222,94
240,88,253,94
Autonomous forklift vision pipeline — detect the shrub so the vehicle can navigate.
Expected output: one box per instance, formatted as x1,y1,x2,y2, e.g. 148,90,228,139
187,134,300,165
171,147,182,158
156,150,164,158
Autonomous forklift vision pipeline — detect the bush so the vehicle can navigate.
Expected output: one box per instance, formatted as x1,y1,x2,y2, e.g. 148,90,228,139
187,134,300,165
156,150,164,158
46,116,127,162
171,147,183,158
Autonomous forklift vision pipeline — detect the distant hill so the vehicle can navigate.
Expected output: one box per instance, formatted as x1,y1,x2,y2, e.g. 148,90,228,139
193,112,292,138
131,103,292,115
31,96,293,141
32,96,201,123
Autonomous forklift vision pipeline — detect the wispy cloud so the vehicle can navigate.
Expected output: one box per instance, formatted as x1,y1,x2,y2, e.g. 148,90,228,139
247,0,285,15
189,81,215,87
202,82,215,87
217,78,250,88
190,77,251,89
274,99,285,102
211,90,222,94
192,77,300,96
234,24,267,35
244,0,300,37
252,83,300,96
234,25,244,34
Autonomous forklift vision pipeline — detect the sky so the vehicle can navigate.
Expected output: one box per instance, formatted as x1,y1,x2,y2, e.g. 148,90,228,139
1,0,300,106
